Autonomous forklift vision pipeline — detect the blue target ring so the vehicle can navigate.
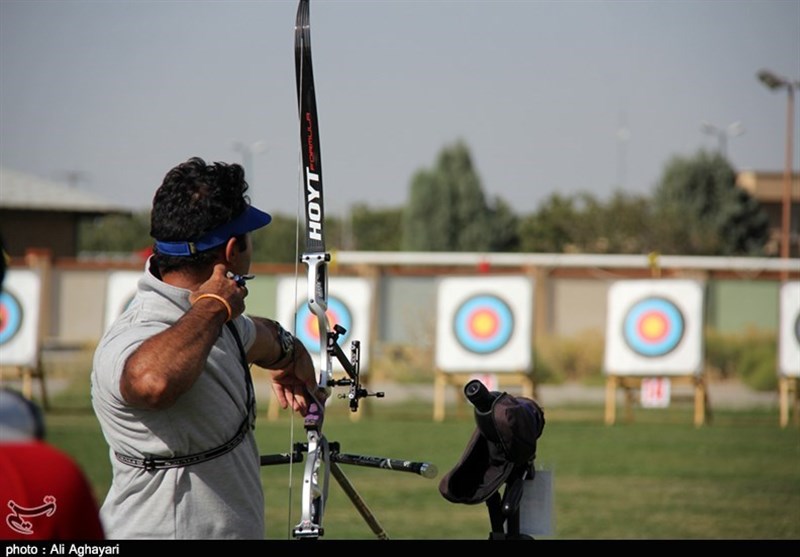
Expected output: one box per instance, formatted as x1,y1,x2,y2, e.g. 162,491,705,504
0,291,23,345
453,294,514,355
294,296,352,352
623,296,684,358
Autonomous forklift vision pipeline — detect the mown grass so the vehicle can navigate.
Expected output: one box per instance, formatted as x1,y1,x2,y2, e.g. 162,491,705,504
39,373,799,540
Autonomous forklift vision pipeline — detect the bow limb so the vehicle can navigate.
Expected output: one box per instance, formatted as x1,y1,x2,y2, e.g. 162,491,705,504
294,0,331,539
295,0,330,390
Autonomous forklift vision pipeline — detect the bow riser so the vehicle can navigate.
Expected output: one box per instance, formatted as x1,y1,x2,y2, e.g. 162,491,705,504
302,252,331,389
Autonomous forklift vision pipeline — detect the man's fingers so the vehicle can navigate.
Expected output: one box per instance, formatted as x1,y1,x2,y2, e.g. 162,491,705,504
271,385,289,410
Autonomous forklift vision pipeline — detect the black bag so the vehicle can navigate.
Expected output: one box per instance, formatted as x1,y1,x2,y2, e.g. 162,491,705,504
439,380,545,539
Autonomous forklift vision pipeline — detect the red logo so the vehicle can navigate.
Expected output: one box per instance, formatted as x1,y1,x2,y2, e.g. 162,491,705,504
6,496,57,535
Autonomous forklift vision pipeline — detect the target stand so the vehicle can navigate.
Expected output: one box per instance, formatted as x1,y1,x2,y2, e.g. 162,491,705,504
778,376,799,428
1,266,48,408
0,363,49,409
603,374,709,427
433,370,536,422
603,279,707,427
433,276,536,422
777,282,799,428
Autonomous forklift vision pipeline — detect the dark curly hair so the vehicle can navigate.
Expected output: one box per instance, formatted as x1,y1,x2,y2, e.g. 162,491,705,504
151,157,250,273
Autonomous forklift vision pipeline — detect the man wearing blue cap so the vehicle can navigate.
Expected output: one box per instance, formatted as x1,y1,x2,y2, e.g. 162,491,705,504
91,157,322,539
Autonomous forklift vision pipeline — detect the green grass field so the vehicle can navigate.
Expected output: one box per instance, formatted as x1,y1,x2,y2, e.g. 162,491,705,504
40,374,800,540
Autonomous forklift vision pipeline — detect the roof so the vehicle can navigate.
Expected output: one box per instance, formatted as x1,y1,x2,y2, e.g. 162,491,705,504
736,170,800,203
0,167,130,214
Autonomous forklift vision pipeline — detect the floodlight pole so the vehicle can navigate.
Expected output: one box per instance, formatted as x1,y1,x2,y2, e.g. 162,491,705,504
232,140,267,181
758,69,799,280
699,120,744,158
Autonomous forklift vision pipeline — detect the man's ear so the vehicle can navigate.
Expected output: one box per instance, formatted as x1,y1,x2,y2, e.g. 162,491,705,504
224,236,239,265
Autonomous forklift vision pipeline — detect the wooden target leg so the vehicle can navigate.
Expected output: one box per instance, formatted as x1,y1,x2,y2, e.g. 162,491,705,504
434,371,446,422
605,376,617,425
779,377,788,428
693,377,706,428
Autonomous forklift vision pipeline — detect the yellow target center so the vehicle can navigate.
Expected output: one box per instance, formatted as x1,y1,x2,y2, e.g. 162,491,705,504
472,311,497,337
641,314,667,339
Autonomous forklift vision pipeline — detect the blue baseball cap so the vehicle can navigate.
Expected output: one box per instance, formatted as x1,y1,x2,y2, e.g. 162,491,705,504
154,205,272,256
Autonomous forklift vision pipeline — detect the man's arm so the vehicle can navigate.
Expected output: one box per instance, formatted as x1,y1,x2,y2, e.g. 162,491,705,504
249,316,322,416
120,264,245,410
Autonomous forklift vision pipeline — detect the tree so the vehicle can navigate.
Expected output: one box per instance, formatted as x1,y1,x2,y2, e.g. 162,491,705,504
650,151,769,255
250,213,299,263
518,193,581,253
78,211,151,254
486,197,520,252
403,140,514,251
350,204,403,251
600,191,654,253
518,191,654,254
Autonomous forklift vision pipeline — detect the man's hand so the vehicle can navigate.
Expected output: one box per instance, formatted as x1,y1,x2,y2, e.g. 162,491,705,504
188,264,248,320
269,338,329,416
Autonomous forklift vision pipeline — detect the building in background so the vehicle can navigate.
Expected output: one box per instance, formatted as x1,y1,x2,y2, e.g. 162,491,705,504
0,167,129,259
736,170,800,258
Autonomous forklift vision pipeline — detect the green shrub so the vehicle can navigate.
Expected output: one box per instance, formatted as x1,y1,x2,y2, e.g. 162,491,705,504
535,331,605,384
705,329,778,391
369,328,779,390
737,342,778,391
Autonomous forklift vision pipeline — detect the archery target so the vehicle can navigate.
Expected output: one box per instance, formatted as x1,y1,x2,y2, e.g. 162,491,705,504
275,276,372,372
778,281,800,377
604,279,704,376
104,271,141,331
622,297,685,358
295,296,353,349
0,291,22,345
0,270,41,368
436,276,533,373
454,294,514,354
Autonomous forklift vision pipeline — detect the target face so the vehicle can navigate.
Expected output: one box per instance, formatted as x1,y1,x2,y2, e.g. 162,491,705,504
453,294,514,354
275,276,373,372
436,276,533,373
778,282,800,377
622,297,685,358
294,297,352,350
0,291,23,345
0,270,41,367
604,279,704,376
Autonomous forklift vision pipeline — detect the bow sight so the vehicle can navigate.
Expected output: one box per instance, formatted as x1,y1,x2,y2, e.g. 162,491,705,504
326,323,384,411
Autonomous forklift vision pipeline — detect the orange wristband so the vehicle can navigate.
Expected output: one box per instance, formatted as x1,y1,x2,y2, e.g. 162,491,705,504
192,293,232,322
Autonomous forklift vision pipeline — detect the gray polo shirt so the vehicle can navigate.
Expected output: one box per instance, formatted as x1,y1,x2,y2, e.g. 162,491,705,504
91,261,264,539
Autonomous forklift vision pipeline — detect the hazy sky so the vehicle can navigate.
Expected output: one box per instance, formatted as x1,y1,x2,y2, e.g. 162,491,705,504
1,0,798,219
